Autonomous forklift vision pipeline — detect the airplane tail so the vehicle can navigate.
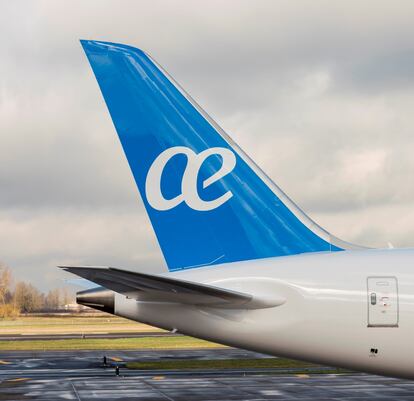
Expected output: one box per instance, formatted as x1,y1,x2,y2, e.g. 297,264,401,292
81,40,360,271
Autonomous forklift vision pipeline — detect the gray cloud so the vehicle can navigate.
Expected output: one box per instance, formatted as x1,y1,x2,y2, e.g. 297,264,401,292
2,0,414,290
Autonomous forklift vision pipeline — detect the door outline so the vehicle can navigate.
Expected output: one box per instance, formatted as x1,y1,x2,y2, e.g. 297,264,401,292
367,276,399,328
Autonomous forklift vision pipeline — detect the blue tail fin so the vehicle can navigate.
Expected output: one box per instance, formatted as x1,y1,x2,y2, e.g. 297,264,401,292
81,40,352,271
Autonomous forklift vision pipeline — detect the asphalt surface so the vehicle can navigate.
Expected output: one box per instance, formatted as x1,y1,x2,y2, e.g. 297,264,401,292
1,349,414,400
0,348,271,376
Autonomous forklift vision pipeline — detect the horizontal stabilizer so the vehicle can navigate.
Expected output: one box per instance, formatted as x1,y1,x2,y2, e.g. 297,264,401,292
59,266,280,309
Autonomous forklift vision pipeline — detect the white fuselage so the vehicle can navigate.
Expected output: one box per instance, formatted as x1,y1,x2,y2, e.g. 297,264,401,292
114,248,414,379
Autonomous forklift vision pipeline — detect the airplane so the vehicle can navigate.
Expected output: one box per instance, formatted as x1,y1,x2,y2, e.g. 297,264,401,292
61,40,414,379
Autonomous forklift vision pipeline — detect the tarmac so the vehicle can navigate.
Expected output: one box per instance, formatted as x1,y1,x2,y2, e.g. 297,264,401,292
1,349,414,400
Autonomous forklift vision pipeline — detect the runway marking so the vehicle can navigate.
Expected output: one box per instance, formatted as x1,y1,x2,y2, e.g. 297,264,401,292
70,380,81,401
261,390,283,396
6,377,30,382
144,378,174,401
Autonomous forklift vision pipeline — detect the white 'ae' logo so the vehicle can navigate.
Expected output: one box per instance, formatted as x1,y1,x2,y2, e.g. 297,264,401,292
145,146,236,211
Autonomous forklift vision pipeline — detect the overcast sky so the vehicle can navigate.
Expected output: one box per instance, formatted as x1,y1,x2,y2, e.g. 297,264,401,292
2,0,414,290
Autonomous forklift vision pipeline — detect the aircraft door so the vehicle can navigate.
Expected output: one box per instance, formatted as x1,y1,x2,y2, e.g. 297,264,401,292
367,276,399,327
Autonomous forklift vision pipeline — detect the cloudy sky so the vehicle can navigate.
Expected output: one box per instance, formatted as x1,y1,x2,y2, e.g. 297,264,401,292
2,0,414,290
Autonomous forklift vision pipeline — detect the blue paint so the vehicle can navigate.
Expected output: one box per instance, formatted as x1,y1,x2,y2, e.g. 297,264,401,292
81,40,342,271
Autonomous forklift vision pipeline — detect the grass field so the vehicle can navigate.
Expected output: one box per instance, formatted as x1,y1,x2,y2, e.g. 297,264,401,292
0,336,224,351
0,315,162,335
0,314,225,351
126,358,316,370
125,358,351,375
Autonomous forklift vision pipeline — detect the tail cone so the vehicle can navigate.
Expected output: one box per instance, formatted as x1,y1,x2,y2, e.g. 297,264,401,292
76,287,115,314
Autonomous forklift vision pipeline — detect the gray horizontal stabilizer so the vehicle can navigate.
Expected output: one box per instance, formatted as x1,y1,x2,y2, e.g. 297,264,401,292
59,265,265,309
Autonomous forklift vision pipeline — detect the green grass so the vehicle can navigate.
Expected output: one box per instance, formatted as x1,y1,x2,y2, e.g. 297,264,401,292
0,315,162,335
0,336,224,351
126,358,351,375
0,315,127,326
126,357,316,370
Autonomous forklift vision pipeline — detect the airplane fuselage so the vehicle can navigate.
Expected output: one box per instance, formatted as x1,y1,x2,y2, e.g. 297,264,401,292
115,248,414,379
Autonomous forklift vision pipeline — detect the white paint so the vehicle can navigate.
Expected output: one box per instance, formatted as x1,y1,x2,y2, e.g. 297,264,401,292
145,146,236,211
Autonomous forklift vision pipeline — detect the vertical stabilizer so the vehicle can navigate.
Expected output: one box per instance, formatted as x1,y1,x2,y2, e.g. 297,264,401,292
81,40,360,271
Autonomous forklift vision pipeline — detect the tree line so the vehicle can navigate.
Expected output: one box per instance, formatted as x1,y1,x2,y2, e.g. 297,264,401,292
0,264,73,318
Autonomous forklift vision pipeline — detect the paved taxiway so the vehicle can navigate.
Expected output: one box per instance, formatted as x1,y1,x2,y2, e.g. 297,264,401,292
1,349,414,400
